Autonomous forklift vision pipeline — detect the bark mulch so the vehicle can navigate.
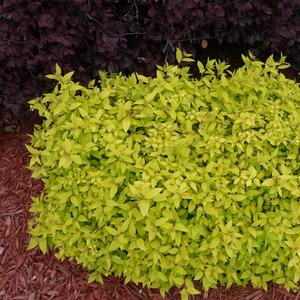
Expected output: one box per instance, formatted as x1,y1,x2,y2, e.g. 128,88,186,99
1,132,300,300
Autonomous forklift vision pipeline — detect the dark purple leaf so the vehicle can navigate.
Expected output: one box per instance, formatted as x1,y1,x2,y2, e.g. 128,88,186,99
148,8,157,18
184,1,197,9
174,10,183,20
208,4,225,17
74,0,86,4
26,2,41,12
208,4,216,14
47,34,73,47
10,11,23,22
3,0,20,8
103,35,119,47
38,14,55,29
0,23,9,32
120,56,131,68
108,61,119,72
5,103,20,116
263,6,273,15
279,26,289,38
235,1,253,12
215,5,225,17
7,58,22,68
191,9,204,18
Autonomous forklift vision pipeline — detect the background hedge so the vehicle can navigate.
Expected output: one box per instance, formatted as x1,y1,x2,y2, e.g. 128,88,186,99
0,0,299,130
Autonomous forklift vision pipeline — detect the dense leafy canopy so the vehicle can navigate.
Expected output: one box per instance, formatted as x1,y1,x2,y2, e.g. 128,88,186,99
1,0,299,127
26,51,300,299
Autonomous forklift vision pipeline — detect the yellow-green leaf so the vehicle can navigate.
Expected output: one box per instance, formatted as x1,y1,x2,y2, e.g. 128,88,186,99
39,239,47,254
27,238,39,250
122,117,131,133
71,155,82,164
176,48,182,64
261,178,275,187
138,200,150,217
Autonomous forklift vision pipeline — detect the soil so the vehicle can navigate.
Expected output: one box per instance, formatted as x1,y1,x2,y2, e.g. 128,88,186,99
1,132,300,299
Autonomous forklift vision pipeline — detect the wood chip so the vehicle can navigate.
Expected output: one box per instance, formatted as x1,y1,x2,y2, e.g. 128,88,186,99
0,132,299,299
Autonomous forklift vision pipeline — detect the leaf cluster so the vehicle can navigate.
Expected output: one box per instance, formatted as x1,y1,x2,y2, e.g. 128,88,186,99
26,52,300,299
1,0,299,126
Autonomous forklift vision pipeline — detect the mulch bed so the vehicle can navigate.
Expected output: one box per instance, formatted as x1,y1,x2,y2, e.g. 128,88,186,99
1,132,300,300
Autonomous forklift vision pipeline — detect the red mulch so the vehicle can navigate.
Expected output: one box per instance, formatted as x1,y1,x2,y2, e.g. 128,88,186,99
1,132,300,300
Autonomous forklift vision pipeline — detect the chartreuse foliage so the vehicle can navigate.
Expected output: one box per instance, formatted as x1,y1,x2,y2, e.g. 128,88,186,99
26,50,300,299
